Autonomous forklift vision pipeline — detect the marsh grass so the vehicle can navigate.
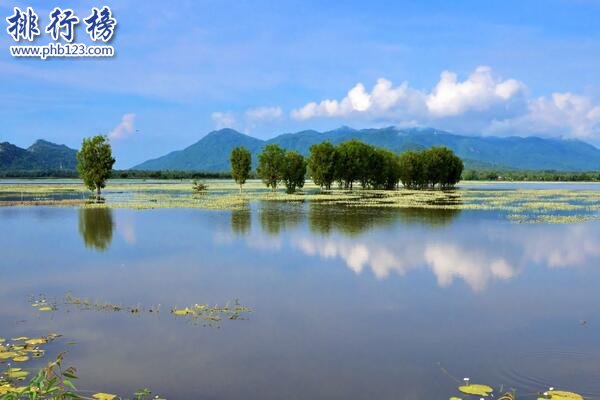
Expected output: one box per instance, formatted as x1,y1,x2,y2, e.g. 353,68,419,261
1,180,599,223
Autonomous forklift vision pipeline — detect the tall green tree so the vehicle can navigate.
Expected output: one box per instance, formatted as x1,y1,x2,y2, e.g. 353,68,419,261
282,151,307,194
76,135,115,200
230,146,252,193
307,141,337,190
257,144,286,191
398,151,425,189
335,140,370,189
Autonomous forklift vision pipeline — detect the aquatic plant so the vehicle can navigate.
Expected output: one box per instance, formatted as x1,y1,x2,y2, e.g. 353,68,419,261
1,180,598,224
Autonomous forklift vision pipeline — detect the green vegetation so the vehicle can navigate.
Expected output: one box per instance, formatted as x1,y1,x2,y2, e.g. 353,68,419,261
1,347,163,400
463,169,600,182
230,146,252,193
257,144,286,191
76,136,115,200
398,147,463,188
306,140,462,190
1,180,599,224
282,151,307,193
191,180,208,194
258,139,463,192
307,141,337,190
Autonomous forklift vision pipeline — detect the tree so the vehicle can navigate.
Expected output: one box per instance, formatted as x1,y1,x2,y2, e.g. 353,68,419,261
377,149,402,190
307,141,337,190
335,140,370,189
76,135,115,200
398,151,425,189
257,144,286,191
282,151,307,194
230,146,252,193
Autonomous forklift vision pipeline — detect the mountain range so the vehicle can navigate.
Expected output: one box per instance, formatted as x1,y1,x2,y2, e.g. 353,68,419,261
2,127,600,172
0,139,77,171
132,127,600,172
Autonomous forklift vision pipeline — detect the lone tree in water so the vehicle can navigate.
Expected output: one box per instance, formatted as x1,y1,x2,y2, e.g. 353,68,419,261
257,144,286,191
76,135,115,201
230,146,252,193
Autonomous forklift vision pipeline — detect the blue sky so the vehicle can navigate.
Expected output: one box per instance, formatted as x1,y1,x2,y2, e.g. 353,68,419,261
2,0,600,168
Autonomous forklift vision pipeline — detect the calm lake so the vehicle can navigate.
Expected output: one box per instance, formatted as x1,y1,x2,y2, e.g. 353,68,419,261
2,184,600,399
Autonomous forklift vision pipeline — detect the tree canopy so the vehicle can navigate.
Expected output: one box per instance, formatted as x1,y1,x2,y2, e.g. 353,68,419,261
282,151,307,194
230,146,252,192
257,144,286,191
76,135,115,199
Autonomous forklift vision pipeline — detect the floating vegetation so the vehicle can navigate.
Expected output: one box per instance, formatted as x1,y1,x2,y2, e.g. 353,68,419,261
64,293,150,314
62,294,250,327
445,372,584,400
1,351,165,400
29,296,56,312
458,383,494,396
0,333,59,369
170,300,251,326
1,180,599,224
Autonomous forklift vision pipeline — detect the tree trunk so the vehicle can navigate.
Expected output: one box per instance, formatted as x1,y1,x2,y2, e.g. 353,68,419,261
96,186,101,202
239,184,243,194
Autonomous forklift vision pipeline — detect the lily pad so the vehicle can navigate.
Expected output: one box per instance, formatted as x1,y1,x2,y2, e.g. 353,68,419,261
12,355,29,362
172,308,193,315
92,393,117,400
6,368,29,380
542,390,584,400
25,338,47,346
458,384,494,396
0,351,18,360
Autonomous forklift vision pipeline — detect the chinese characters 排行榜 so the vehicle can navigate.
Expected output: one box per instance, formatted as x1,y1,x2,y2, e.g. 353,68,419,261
6,6,117,42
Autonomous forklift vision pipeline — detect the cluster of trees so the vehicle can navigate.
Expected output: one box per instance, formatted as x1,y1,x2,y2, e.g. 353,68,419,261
230,144,307,193
398,147,464,189
309,140,403,190
308,141,463,190
462,169,600,182
230,140,464,192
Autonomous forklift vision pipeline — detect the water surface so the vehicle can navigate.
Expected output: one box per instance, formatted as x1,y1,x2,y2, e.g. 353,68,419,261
1,193,600,399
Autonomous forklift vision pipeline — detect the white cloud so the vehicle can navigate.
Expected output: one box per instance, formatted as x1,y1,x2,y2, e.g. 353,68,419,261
426,66,524,117
287,65,600,143
488,92,600,140
211,112,236,129
108,113,136,140
291,66,523,121
245,106,283,122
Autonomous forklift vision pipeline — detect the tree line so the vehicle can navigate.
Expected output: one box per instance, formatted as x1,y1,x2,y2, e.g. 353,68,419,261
230,139,465,193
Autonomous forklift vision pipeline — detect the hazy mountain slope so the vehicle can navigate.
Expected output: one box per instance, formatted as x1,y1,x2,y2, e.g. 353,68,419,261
132,127,600,172
0,139,77,170
133,128,265,171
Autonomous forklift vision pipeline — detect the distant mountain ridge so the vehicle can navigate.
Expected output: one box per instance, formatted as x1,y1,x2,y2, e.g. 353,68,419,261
0,139,77,171
133,127,600,172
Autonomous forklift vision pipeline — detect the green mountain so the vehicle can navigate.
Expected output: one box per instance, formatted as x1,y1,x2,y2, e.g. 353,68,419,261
133,127,600,172
0,139,78,171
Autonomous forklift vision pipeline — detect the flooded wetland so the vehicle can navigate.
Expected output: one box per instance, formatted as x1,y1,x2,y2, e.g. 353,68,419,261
1,180,600,399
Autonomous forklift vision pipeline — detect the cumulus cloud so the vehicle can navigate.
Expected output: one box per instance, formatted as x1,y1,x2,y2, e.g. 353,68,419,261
488,92,600,140
245,106,283,122
291,78,426,120
288,65,600,143
108,113,136,140
426,66,524,117
211,112,236,129
291,66,523,121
